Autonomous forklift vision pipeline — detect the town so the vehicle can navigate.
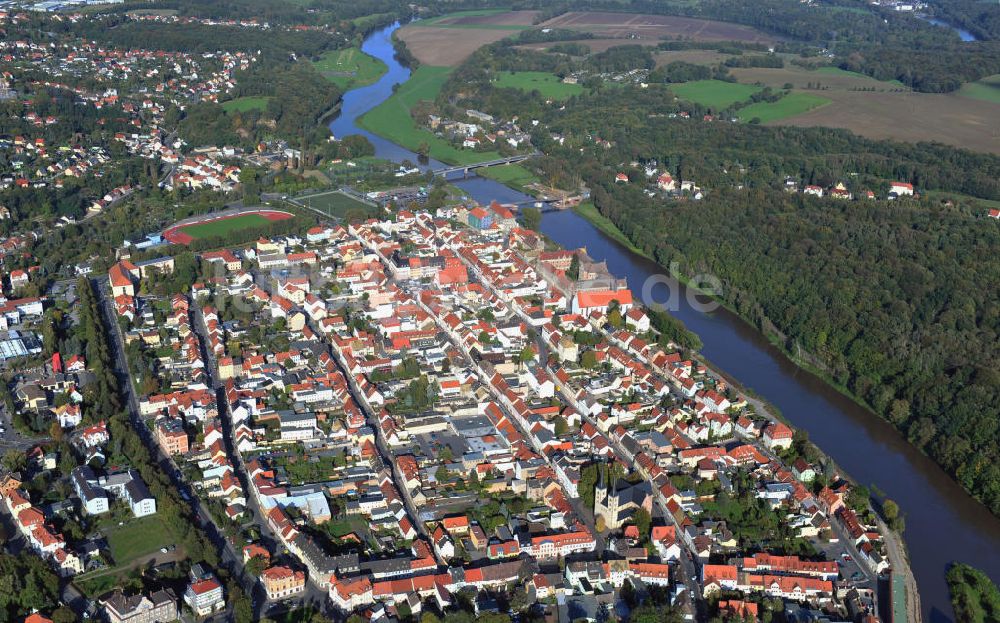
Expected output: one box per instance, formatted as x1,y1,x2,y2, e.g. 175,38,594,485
0,196,897,623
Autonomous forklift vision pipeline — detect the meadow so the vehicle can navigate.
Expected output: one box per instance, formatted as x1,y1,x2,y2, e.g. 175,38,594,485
494,71,583,100
221,96,270,113
359,66,503,165
670,79,762,109
313,47,387,89
738,92,831,123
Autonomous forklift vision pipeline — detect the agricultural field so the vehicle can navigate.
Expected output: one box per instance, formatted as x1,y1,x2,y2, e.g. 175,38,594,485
738,92,831,123
494,71,583,100
729,65,907,91
359,66,503,165
777,90,1000,154
313,47,387,89
296,190,381,220
958,74,1000,104
654,49,733,67
422,9,537,30
518,38,661,54
539,11,779,44
670,79,762,109
221,96,270,113
163,210,294,244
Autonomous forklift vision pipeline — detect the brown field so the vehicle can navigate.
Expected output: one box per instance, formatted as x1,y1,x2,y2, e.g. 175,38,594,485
397,25,514,66
540,11,779,44
435,10,539,26
725,67,1000,153
776,90,1000,154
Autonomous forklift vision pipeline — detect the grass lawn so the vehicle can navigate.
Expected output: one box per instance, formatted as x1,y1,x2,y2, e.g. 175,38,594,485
477,163,539,191
359,65,503,165
739,92,831,123
298,191,380,219
105,514,175,563
221,96,271,113
494,71,583,100
180,213,276,239
958,74,1000,104
671,79,762,109
313,47,387,89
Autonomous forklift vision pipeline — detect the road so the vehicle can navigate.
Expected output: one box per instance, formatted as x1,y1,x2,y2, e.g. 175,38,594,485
247,269,430,545
92,278,270,617
188,300,330,614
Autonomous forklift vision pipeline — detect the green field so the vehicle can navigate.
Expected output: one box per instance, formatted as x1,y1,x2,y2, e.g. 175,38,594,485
297,191,380,220
812,66,906,88
359,65,503,165
221,96,271,113
422,9,529,30
494,71,583,100
477,163,540,191
738,92,831,123
670,80,762,109
958,74,1000,104
106,514,175,564
313,47,387,89
180,213,281,239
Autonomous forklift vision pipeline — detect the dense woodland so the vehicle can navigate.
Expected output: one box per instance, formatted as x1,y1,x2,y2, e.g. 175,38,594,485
441,46,1000,515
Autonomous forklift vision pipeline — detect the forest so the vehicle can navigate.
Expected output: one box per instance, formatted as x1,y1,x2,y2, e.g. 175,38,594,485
583,179,1000,516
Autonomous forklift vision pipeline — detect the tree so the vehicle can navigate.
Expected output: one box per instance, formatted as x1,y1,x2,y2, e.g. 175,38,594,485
246,554,268,577
1,449,25,473
49,421,64,442
607,307,624,328
521,207,541,231
435,465,450,483
518,346,534,368
554,416,569,436
231,584,253,623
580,350,598,369
567,253,580,280
632,507,652,539
52,606,77,623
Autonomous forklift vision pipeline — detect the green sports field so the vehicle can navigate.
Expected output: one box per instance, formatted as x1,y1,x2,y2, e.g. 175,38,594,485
359,66,504,165
738,92,831,123
221,96,270,113
298,191,380,220
494,71,584,100
181,214,275,239
670,80,762,109
313,47,387,89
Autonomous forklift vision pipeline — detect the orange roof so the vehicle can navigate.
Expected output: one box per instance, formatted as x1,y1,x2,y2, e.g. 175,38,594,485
576,288,633,309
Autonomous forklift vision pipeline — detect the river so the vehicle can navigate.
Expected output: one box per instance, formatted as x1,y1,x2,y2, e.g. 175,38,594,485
916,14,978,42
332,21,1000,623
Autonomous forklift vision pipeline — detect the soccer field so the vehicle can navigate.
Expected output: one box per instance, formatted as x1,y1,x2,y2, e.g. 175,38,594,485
298,191,380,220
164,210,295,244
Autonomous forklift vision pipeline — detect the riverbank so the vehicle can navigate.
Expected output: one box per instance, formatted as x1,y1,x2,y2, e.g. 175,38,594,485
327,21,1000,621
572,201,651,259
